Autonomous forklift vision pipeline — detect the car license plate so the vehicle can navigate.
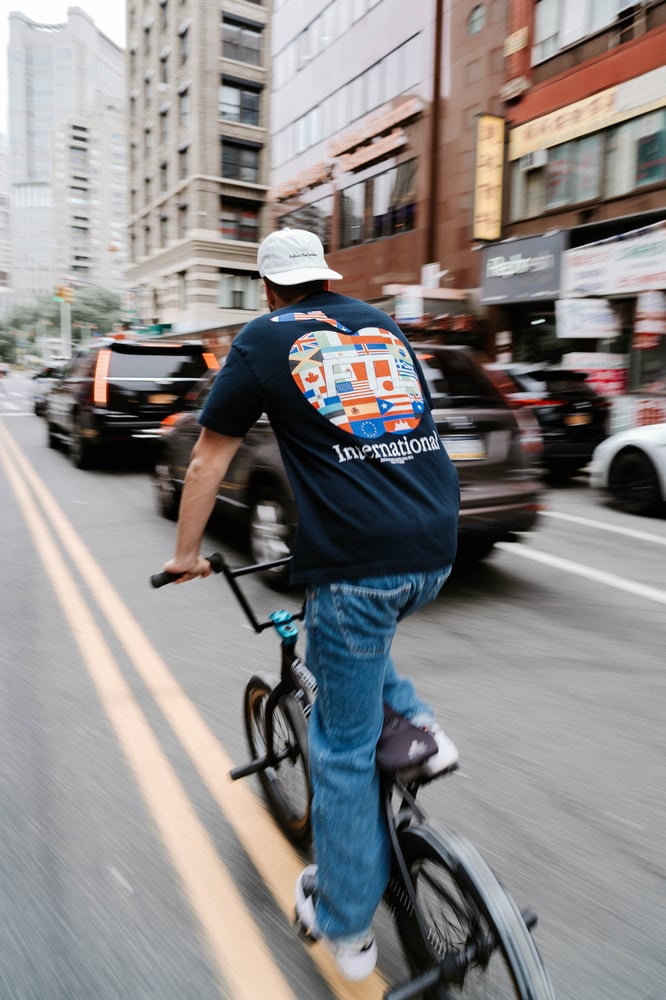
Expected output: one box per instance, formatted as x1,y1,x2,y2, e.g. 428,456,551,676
440,435,486,460
564,413,591,426
149,393,178,405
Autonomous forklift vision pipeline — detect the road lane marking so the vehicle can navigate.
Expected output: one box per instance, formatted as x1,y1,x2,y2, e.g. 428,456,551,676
0,426,298,1000
543,509,666,546
497,541,666,606
0,423,389,999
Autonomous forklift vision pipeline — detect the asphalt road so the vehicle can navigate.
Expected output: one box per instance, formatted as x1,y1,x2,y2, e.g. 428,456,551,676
1,372,664,1000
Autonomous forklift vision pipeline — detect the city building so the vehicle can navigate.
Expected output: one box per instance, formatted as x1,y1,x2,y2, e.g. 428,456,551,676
0,134,10,297
125,0,272,337
7,9,127,306
269,0,509,338
480,0,666,428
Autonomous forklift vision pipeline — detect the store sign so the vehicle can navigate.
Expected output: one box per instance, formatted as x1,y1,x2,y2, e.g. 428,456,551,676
509,65,666,160
395,286,423,323
480,231,565,303
561,223,666,297
633,290,666,349
472,114,505,242
556,298,619,339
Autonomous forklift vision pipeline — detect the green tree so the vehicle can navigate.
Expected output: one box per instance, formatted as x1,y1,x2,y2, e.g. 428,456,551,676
3,286,122,348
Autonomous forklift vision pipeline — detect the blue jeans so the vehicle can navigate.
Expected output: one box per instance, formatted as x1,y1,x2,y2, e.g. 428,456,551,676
304,567,452,941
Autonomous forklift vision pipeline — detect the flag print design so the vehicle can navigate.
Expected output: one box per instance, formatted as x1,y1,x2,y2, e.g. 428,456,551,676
287,319,425,438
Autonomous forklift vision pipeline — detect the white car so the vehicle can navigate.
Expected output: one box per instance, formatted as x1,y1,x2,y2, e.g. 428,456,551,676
589,421,666,515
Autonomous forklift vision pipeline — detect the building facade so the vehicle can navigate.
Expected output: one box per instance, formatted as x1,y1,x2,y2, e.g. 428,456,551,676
125,0,272,336
480,0,666,427
7,9,127,305
269,0,510,331
0,135,9,297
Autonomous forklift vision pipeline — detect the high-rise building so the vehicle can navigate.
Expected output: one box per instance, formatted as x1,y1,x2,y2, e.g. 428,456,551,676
0,134,9,295
125,0,272,336
7,9,126,305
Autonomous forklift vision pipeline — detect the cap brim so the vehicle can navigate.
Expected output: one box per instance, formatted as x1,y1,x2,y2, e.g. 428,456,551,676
262,266,343,285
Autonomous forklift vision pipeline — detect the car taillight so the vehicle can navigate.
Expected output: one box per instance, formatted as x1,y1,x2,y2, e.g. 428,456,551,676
93,349,111,405
159,413,182,434
514,397,564,407
203,352,219,370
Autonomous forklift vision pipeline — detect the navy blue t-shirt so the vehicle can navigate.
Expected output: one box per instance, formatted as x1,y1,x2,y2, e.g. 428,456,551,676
200,291,459,585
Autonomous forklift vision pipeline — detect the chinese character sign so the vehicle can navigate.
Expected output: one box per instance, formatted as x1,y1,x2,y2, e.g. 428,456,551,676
473,115,505,242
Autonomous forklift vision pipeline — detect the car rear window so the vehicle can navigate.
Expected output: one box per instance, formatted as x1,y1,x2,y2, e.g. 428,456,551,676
515,370,596,396
107,349,209,380
417,351,506,408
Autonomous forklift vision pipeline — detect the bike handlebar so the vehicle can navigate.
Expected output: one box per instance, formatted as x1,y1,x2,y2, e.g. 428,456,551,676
150,552,226,588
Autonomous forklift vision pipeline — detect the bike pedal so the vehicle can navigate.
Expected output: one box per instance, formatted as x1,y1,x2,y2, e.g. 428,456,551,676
293,912,318,945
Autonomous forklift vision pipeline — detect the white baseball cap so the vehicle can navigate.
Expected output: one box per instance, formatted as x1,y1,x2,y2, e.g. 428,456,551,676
257,229,343,285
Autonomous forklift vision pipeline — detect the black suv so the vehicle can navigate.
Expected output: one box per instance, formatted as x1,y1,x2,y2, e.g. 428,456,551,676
485,363,610,480
46,337,219,468
155,345,544,584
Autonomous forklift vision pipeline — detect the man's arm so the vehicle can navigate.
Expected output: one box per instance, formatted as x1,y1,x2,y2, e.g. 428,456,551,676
163,426,242,582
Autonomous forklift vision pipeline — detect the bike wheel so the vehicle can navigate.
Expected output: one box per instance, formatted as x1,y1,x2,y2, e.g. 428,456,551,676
244,675,311,845
390,825,555,999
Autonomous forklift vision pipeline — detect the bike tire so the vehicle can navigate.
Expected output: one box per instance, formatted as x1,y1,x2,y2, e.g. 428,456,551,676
244,675,311,846
389,824,555,1000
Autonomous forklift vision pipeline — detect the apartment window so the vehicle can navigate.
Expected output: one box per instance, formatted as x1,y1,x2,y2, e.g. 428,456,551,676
160,213,169,245
159,109,168,144
160,0,168,31
219,80,260,125
178,203,187,238
144,225,151,255
144,128,153,158
144,176,151,203
178,146,188,179
510,133,603,219
179,89,190,126
220,199,260,241
180,28,189,64
144,26,151,55
160,54,168,85
178,271,187,309
218,272,259,310
222,140,260,182
223,18,262,66
160,161,168,191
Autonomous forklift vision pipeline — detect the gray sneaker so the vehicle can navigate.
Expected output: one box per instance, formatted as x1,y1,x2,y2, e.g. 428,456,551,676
294,865,378,981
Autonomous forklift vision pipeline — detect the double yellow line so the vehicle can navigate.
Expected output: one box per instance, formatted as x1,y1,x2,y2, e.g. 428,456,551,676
0,422,388,1000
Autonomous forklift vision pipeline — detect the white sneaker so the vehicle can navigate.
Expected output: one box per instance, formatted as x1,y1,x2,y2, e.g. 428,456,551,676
400,723,459,780
295,865,378,982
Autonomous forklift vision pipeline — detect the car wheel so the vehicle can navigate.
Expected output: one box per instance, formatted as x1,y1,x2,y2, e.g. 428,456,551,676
608,448,663,516
154,462,180,520
249,489,293,589
547,460,583,483
455,537,497,564
47,421,59,450
69,418,94,470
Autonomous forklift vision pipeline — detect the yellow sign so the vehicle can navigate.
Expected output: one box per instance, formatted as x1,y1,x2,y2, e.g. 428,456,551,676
473,114,505,242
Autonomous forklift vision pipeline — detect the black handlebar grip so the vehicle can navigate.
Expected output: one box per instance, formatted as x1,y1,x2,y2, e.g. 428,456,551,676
150,552,225,589
150,569,183,589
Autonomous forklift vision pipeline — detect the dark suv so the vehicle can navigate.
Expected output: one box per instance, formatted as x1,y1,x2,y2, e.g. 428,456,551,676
155,345,543,583
485,363,610,480
46,337,219,468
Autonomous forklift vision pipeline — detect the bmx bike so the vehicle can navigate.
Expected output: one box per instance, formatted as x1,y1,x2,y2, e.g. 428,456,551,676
151,553,555,1000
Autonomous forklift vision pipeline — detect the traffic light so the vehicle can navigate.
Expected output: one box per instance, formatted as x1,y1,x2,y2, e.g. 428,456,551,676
53,284,74,303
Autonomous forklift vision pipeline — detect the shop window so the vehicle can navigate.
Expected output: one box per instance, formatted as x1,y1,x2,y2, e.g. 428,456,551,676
340,181,366,247
279,196,333,253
